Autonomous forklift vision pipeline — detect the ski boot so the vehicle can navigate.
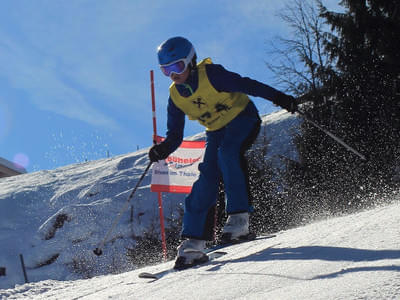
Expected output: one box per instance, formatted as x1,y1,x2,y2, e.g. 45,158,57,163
220,212,254,244
174,239,208,270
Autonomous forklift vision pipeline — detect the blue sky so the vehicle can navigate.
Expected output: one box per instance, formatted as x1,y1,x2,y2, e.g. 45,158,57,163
0,0,341,172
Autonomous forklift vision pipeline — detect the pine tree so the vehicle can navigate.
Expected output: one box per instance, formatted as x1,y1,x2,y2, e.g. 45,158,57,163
282,0,400,216
319,0,400,187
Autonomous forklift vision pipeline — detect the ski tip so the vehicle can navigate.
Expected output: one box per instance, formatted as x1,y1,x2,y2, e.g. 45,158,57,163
138,272,158,279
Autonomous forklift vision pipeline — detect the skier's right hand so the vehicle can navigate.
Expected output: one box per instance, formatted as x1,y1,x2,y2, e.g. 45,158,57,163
149,143,170,162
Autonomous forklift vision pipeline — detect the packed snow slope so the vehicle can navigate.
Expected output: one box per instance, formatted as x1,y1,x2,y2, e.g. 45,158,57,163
2,198,400,299
0,110,299,290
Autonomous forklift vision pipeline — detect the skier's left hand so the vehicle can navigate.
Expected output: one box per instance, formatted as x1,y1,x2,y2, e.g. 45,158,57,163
274,92,298,113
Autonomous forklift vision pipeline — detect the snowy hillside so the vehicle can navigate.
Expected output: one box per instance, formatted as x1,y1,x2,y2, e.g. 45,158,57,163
2,198,400,299
0,110,299,290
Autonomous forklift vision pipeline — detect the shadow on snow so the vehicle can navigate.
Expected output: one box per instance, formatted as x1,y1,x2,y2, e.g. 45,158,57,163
202,244,400,280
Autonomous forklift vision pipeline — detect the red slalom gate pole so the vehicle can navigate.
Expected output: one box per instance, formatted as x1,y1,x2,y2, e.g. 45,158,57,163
150,70,168,261
157,193,167,261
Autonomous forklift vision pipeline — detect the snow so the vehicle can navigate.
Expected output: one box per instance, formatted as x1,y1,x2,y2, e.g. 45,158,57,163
2,200,400,299
1,109,399,299
0,148,185,289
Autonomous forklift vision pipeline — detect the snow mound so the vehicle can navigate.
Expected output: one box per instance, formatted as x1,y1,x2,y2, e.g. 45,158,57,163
0,111,298,290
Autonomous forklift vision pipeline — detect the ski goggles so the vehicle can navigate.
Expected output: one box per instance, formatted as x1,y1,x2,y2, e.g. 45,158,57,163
160,60,188,76
160,47,195,77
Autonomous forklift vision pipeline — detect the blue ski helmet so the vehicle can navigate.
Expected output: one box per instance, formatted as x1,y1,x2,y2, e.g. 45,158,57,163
157,37,196,66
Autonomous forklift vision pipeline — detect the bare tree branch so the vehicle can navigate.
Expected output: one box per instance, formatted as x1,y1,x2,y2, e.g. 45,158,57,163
266,0,334,96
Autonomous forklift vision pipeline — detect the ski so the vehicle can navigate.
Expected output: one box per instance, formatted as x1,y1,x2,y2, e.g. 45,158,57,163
138,250,227,280
206,233,276,253
138,233,276,281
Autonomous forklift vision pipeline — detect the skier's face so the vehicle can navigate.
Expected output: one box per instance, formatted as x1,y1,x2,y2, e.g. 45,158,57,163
170,67,190,84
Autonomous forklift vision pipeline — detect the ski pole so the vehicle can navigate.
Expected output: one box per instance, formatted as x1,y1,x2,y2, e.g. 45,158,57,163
93,161,153,256
296,110,367,161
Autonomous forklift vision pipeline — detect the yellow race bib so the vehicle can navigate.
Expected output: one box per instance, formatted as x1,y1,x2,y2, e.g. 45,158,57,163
169,58,249,131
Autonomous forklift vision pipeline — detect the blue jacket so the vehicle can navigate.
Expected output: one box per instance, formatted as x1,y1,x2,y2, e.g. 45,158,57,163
164,63,280,153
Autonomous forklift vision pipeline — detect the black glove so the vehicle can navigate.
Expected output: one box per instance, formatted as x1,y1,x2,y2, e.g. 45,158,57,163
149,143,170,162
274,92,298,113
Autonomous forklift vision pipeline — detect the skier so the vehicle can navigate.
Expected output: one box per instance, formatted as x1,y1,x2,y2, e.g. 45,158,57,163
149,37,297,269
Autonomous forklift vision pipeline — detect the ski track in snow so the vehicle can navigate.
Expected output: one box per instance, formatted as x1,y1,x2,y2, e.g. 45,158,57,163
1,200,400,299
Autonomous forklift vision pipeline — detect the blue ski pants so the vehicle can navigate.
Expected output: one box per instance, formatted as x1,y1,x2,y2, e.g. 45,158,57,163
182,101,261,240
